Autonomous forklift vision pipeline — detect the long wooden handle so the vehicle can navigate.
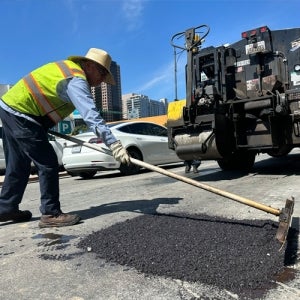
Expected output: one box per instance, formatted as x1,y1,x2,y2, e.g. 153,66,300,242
49,130,281,216
130,158,281,216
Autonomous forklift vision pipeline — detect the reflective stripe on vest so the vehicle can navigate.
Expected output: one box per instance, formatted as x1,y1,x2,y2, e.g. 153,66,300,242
55,61,85,78
22,61,84,123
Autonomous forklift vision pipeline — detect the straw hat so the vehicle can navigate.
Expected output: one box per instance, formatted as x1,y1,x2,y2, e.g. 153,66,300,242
68,48,116,85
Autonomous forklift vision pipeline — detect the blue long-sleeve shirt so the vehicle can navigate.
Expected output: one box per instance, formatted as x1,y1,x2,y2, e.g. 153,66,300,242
0,76,117,146
65,77,117,146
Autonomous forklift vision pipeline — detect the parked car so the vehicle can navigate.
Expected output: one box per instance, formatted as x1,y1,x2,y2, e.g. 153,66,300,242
0,126,64,175
46,134,64,169
62,121,183,178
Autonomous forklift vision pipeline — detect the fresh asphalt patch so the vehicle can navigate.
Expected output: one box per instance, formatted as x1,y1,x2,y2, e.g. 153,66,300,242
77,213,297,299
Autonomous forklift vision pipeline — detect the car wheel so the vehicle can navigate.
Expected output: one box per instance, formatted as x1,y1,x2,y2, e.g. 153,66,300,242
66,171,77,177
78,171,97,179
119,148,142,175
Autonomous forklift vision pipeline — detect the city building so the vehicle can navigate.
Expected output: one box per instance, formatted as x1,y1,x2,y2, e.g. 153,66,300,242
91,61,122,122
150,98,168,116
0,84,12,97
122,93,168,120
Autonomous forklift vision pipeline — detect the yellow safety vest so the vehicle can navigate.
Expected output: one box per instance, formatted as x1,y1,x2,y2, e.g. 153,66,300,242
2,60,86,124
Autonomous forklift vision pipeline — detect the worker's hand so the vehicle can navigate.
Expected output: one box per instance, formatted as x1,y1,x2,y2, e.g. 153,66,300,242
109,141,131,165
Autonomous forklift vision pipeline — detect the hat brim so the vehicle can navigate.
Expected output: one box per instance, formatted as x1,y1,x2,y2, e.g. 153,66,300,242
68,55,116,85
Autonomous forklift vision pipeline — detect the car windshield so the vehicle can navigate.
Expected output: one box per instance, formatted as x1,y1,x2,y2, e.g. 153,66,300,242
77,122,166,136
117,123,167,137
77,122,124,134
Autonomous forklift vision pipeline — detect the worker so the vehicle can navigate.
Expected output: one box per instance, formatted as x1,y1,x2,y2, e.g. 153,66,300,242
0,48,130,228
184,160,201,173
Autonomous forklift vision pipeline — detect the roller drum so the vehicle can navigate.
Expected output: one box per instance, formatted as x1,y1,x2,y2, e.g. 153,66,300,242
174,131,222,160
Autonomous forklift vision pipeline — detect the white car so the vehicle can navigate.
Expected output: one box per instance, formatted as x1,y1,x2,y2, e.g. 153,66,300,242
0,126,64,175
62,121,183,178
47,134,64,169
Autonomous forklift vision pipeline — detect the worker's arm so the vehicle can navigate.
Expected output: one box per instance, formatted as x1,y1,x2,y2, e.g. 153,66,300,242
65,77,117,146
63,77,130,164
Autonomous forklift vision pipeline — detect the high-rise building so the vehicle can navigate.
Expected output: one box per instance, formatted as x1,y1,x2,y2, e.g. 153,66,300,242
127,94,149,119
159,98,168,113
122,93,168,120
121,93,134,119
0,84,12,97
91,61,122,122
150,98,168,116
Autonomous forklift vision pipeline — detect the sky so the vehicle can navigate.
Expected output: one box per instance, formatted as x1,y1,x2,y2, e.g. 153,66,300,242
1,0,300,102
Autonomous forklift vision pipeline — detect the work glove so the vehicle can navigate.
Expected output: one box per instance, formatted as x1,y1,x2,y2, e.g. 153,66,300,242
109,141,131,165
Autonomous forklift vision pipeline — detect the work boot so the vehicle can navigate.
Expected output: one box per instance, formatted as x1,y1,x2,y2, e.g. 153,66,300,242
0,210,32,223
193,166,199,173
185,165,191,173
39,213,81,228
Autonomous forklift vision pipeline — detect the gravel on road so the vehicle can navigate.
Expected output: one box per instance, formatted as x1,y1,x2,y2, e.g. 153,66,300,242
78,213,296,299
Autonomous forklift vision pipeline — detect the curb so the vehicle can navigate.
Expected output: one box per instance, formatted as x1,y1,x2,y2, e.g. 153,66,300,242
0,171,69,186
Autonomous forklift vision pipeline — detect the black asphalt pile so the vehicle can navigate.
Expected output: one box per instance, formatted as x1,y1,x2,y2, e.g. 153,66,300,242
78,213,287,298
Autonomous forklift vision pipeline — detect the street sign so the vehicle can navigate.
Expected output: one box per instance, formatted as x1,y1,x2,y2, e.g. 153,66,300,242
59,121,72,134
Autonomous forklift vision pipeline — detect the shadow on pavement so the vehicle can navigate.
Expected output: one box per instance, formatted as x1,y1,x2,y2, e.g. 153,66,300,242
71,197,183,221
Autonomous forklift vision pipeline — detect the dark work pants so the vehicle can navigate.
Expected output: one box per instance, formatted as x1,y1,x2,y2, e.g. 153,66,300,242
0,107,61,215
184,160,201,168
